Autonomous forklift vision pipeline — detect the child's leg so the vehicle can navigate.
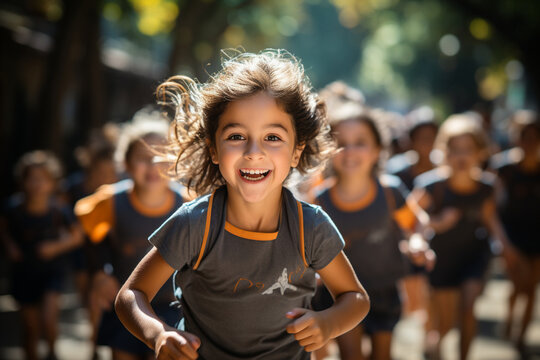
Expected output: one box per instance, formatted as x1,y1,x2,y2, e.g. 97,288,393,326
371,331,392,360
20,305,41,360
516,256,540,348
504,255,528,339
88,288,104,357
42,291,60,358
459,279,483,360
428,288,458,358
400,273,429,316
336,325,365,360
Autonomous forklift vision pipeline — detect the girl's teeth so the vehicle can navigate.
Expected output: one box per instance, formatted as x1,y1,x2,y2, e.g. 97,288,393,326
240,169,269,181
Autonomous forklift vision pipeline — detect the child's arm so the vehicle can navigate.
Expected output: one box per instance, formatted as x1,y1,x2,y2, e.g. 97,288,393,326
115,247,200,359
0,216,22,262
394,194,436,270
286,251,369,352
409,188,460,234
37,224,84,260
481,196,519,269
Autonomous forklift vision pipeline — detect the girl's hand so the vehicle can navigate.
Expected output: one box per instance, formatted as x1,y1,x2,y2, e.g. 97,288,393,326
37,228,84,260
403,233,437,271
501,243,520,274
432,207,461,233
286,308,329,352
154,330,200,359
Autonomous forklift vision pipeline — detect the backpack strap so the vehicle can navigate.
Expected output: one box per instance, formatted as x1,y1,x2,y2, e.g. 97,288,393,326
296,200,308,268
431,180,446,212
193,190,216,270
382,184,396,214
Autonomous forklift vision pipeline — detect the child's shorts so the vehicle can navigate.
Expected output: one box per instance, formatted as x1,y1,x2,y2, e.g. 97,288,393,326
428,251,491,288
11,263,65,305
97,303,180,355
362,285,402,335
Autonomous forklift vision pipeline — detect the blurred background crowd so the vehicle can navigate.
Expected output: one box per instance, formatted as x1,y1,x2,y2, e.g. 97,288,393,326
0,0,538,359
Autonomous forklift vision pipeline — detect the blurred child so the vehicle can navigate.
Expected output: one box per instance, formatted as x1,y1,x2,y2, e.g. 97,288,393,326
62,124,119,359
389,107,439,317
0,150,83,360
75,110,184,360
389,106,439,190
492,110,540,352
114,50,370,360
412,114,517,360
311,85,433,360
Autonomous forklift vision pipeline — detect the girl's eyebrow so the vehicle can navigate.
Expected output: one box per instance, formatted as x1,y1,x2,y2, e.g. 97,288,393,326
221,122,243,132
265,123,289,133
221,122,289,133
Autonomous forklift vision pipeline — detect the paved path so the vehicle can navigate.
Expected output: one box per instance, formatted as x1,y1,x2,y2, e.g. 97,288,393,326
1,259,539,360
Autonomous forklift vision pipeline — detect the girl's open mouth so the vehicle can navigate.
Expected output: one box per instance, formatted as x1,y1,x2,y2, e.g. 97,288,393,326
239,169,271,182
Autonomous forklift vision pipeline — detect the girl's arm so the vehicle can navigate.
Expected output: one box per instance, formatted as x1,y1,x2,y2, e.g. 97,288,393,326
481,196,519,269
286,251,369,352
37,224,84,260
114,247,200,360
394,194,435,270
0,216,22,262
409,188,460,234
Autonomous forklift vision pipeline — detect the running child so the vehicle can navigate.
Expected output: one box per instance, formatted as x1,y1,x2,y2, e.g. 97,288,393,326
114,50,370,360
388,107,439,318
311,84,433,360
411,114,518,360
1,150,83,360
62,124,119,360
491,110,540,353
75,110,185,360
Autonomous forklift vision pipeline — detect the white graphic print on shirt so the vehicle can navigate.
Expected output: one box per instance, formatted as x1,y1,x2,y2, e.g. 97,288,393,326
262,268,298,295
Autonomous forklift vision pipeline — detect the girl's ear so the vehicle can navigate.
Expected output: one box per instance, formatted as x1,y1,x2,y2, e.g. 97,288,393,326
206,139,218,164
291,144,306,168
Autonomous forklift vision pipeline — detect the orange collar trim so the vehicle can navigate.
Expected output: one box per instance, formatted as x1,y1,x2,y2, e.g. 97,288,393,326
128,189,175,217
330,180,377,212
224,221,278,241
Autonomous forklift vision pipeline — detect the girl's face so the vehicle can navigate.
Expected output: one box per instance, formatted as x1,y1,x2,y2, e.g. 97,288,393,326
88,159,117,189
212,92,304,204
411,126,437,159
23,166,55,199
125,135,168,192
445,134,483,173
332,120,380,179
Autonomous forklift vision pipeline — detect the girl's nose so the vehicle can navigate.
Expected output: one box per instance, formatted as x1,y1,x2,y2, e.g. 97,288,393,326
244,139,264,160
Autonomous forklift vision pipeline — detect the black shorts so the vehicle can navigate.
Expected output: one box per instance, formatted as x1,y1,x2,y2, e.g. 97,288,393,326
362,285,402,334
311,284,402,334
428,250,491,288
11,263,65,305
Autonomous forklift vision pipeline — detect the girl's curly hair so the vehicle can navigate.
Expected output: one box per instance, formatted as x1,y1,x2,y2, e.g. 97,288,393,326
157,49,335,195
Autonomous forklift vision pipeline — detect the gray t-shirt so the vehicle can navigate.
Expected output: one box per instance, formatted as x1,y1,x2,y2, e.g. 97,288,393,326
315,175,409,291
149,186,344,359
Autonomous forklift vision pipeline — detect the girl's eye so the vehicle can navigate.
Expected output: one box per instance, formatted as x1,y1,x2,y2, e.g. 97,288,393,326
266,135,281,142
227,134,245,141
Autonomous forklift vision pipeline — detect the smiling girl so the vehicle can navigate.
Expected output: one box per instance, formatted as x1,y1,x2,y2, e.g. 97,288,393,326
114,50,369,360
412,114,518,360
75,111,185,360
